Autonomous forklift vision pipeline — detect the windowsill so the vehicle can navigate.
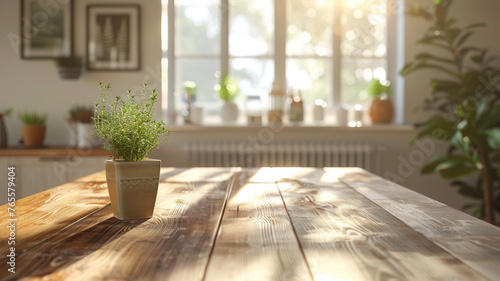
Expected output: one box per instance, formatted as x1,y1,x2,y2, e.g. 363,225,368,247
167,114,415,133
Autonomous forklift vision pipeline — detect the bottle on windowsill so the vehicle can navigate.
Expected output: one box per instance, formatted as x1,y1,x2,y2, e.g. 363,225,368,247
288,90,304,123
268,81,286,125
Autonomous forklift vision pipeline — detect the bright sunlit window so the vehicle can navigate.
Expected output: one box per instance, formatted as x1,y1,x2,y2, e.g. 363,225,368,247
161,0,403,121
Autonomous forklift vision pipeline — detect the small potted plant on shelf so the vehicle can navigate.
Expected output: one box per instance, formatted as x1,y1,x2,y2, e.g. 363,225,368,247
368,79,394,124
94,82,171,220
55,55,83,79
65,105,98,148
18,111,47,147
215,73,239,122
182,81,197,124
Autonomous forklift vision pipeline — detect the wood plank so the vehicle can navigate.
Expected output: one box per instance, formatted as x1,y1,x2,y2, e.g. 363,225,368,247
277,168,491,281
0,182,111,253
0,177,232,280
204,170,312,281
333,167,500,281
74,167,240,183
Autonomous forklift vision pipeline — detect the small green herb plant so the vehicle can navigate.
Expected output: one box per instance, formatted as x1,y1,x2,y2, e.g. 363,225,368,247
368,79,391,99
69,105,93,123
215,74,239,102
94,82,171,162
18,111,47,125
0,108,13,118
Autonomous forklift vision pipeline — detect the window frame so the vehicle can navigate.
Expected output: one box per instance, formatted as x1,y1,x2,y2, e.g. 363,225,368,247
163,0,404,124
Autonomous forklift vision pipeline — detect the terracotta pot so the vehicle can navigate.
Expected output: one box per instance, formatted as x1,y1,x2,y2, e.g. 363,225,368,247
105,159,161,220
22,125,46,147
369,99,394,124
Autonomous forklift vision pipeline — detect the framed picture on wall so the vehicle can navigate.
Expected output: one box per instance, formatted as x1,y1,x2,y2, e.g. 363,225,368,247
86,4,141,71
21,0,73,59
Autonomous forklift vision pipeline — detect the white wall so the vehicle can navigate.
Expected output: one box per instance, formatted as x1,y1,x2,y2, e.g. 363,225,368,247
0,0,162,146
1,0,499,213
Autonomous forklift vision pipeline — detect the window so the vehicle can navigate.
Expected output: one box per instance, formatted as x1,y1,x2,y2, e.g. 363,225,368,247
162,0,402,122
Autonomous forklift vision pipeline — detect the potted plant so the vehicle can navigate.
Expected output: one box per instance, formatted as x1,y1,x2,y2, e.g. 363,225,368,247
18,111,47,147
55,55,83,79
0,108,12,148
94,82,171,220
368,79,394,124
401,0,500,224
65,105,98,148
215,74,239,122
182,81,197,124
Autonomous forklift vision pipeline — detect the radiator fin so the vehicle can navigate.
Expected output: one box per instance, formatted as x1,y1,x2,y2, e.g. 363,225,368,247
185,141,376,171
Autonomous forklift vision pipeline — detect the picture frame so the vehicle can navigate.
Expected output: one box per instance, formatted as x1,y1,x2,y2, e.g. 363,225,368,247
20,0,73,59
86,4,141,71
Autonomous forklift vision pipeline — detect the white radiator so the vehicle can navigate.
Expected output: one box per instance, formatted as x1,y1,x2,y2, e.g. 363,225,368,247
185,141,378,172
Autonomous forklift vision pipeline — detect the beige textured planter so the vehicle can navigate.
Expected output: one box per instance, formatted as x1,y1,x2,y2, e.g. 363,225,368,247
105,159,161,220
22,125,46,147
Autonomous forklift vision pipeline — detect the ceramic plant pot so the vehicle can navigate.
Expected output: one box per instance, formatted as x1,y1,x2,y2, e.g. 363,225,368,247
220,101,239,122
105,159,161,220
22,125,46,147
369,99,394,124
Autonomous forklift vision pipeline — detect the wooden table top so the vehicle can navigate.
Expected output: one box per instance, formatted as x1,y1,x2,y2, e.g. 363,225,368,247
1,167,499,281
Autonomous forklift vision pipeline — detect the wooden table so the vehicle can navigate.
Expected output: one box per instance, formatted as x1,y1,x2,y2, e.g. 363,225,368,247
1,167,499,281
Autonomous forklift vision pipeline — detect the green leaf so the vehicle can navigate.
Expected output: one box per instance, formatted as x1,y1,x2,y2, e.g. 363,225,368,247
450,130,470,155
421,154,473,174
484,128,500,149
463,23,487,30
415,52,455,65
436,161,478,179
475,97,488,121
458,47,481,65
455,31,475,48
478,104,500,129
446,28,460,44
451,180,483,199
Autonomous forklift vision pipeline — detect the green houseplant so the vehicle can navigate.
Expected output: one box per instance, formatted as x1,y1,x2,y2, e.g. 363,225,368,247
94,82,171,219
65,105,98,148
215,74,239,122
368,79,394,124
55,55,83,79
18,111,47,147
402,0,500,224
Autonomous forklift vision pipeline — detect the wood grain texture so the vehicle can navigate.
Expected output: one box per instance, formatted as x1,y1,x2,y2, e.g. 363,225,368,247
74,167,240,184
333,167,500,281
277,169,492,281
204,169,312,281
2,167,499,281
1,176,232,281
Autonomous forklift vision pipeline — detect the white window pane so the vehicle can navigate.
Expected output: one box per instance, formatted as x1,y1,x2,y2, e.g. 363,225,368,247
229,0,273,56
230,58,274,94
341,0,387,58
341,58,386,106
287,59,331,105
287,0,333,57
176,59,220,103
176,0,220,56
